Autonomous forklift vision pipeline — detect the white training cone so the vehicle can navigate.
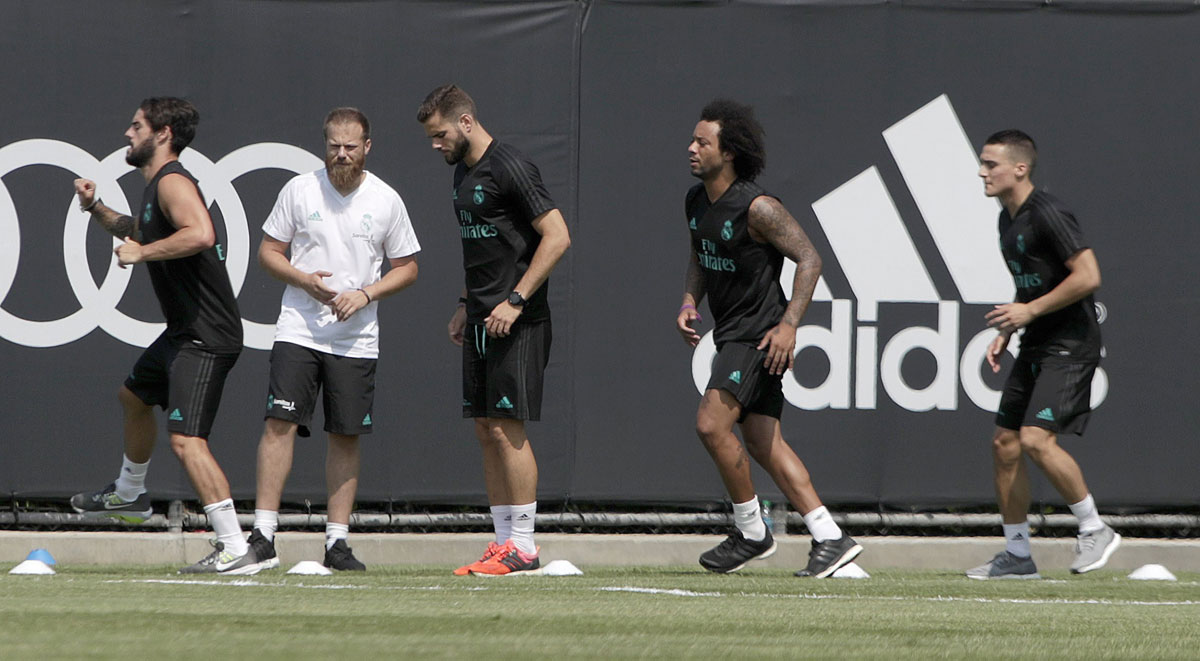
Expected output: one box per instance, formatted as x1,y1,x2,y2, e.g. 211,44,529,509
1128,564,1177,581
541,560,583,576
287,560,333,576
10,560,55,575
831,562,869,579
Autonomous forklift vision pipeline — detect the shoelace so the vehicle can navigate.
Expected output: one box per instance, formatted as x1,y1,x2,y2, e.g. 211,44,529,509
196,540,225,566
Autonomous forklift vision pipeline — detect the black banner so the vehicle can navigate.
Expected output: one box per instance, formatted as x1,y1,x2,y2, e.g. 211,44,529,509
1,1,1197,509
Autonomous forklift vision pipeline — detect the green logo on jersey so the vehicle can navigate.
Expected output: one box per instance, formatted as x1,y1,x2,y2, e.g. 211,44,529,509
452,187,458,200
361,218,372,233
362,413,372,426
142,203,152,223
720,220,734,241
462,398,472,408
307,211,323,222
266,395,274,411
496,396,514,410
169,408,184,422
728,370,742,385
1035,407,1054,422
1016,233,1026,254
473,184,484,205
215,243,225,261
688,217,697,230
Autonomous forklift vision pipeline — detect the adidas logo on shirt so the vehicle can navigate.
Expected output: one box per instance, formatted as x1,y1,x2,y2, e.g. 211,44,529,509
307,211,323,222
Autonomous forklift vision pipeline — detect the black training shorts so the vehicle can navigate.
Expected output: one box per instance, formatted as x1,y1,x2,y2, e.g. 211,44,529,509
706,341,784,422
264,341,377,437
995,357,1097,435
125,333,240,439
463,320,551,421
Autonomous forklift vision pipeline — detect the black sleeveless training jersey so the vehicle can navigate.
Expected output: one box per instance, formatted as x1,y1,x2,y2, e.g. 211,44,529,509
137,161,242,352
998,189,1100,362
686,179,786,347
452,141,557,324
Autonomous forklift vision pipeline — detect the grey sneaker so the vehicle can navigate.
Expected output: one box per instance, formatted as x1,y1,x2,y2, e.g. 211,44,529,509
178,539,264,576
1071,526,1121,574
699,528,776,573
70,483,152,523
966,551,1040,580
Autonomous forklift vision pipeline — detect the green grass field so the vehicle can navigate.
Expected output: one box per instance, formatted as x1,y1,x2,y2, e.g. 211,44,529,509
3,565,1198,660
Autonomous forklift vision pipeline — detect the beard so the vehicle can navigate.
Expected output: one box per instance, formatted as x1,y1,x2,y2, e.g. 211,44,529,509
442,131,470,165
125,139,154,168
327,155,365,191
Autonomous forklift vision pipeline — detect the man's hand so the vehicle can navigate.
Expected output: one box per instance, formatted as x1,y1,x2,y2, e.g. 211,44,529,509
330,288,370,322
114,238,144,268
676,305,703,347
985,332,1012,373
485,301,522,338
448,305,467,346
74,178,97,209
757,321,797,376
985,303,1035,334
300,270,337,305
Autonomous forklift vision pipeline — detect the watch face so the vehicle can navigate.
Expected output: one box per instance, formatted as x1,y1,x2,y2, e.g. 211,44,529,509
508,292,524,306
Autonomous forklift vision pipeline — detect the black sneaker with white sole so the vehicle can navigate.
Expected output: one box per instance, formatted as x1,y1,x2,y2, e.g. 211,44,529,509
70,483,153,523
324,539,366,571
699,528,776,573
247,529,280,571
794,535,863,578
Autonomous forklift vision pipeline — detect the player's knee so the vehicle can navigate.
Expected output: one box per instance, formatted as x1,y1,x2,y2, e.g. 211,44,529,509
694,412,723,445
169,434,203,459
118,385,147,412
262,417,298,443
475,420,510,447
1018,427,1057,457
991,429,1021,463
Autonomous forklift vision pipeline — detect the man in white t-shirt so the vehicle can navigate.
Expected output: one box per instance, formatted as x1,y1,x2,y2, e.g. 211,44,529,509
249,108,420,571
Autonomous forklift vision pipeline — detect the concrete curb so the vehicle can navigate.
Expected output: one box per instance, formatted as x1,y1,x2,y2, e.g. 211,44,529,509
3,531,1199,573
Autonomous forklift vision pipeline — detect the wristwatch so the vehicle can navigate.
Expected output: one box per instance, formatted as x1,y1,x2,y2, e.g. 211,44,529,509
507,291,526,307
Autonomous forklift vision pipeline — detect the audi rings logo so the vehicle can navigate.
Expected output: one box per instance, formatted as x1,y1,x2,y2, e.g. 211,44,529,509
0,139,322,350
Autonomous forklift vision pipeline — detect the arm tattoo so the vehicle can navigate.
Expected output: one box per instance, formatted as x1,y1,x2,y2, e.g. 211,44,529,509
749,196,822,326
91,204,136,239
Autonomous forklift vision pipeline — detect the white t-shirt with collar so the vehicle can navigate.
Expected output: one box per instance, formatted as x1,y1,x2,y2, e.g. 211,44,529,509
263,169,420,358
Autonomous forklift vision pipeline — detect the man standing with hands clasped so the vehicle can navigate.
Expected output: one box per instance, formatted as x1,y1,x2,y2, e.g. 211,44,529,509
250,108,420,572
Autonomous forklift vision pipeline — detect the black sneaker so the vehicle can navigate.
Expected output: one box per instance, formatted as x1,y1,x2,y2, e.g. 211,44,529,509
177,539,264,576
699,528,776,573
70,483,153,523
324,539,366,571
794,535,863,578
247,529,280,571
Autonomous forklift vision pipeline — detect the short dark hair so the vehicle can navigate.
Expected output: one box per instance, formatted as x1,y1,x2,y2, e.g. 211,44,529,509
700,99,766,181
416,84,477,124
324,107,370,140
138,97,198,154
985,129,1037,176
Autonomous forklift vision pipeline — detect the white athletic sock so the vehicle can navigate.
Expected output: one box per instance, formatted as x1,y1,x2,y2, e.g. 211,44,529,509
326,522,349,550
254,509,279,542
802,505,842,543
113,455,149,501
509,502,537,555
733,497,767,542
204,499,248,556
1003,522,1033,558
1069,494,1106,534
490,505,513,544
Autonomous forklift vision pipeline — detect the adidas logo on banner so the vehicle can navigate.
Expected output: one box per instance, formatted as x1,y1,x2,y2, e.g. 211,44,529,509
168,409,183,422
1035,408,1055,422
496,396,514,410
690,94,1108,415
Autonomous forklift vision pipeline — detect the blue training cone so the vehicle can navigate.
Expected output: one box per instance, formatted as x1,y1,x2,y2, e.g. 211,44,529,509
26,549,56,566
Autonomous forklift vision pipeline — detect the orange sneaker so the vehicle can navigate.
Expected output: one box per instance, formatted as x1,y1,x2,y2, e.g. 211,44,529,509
469,540,540,576
453,541,504,576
